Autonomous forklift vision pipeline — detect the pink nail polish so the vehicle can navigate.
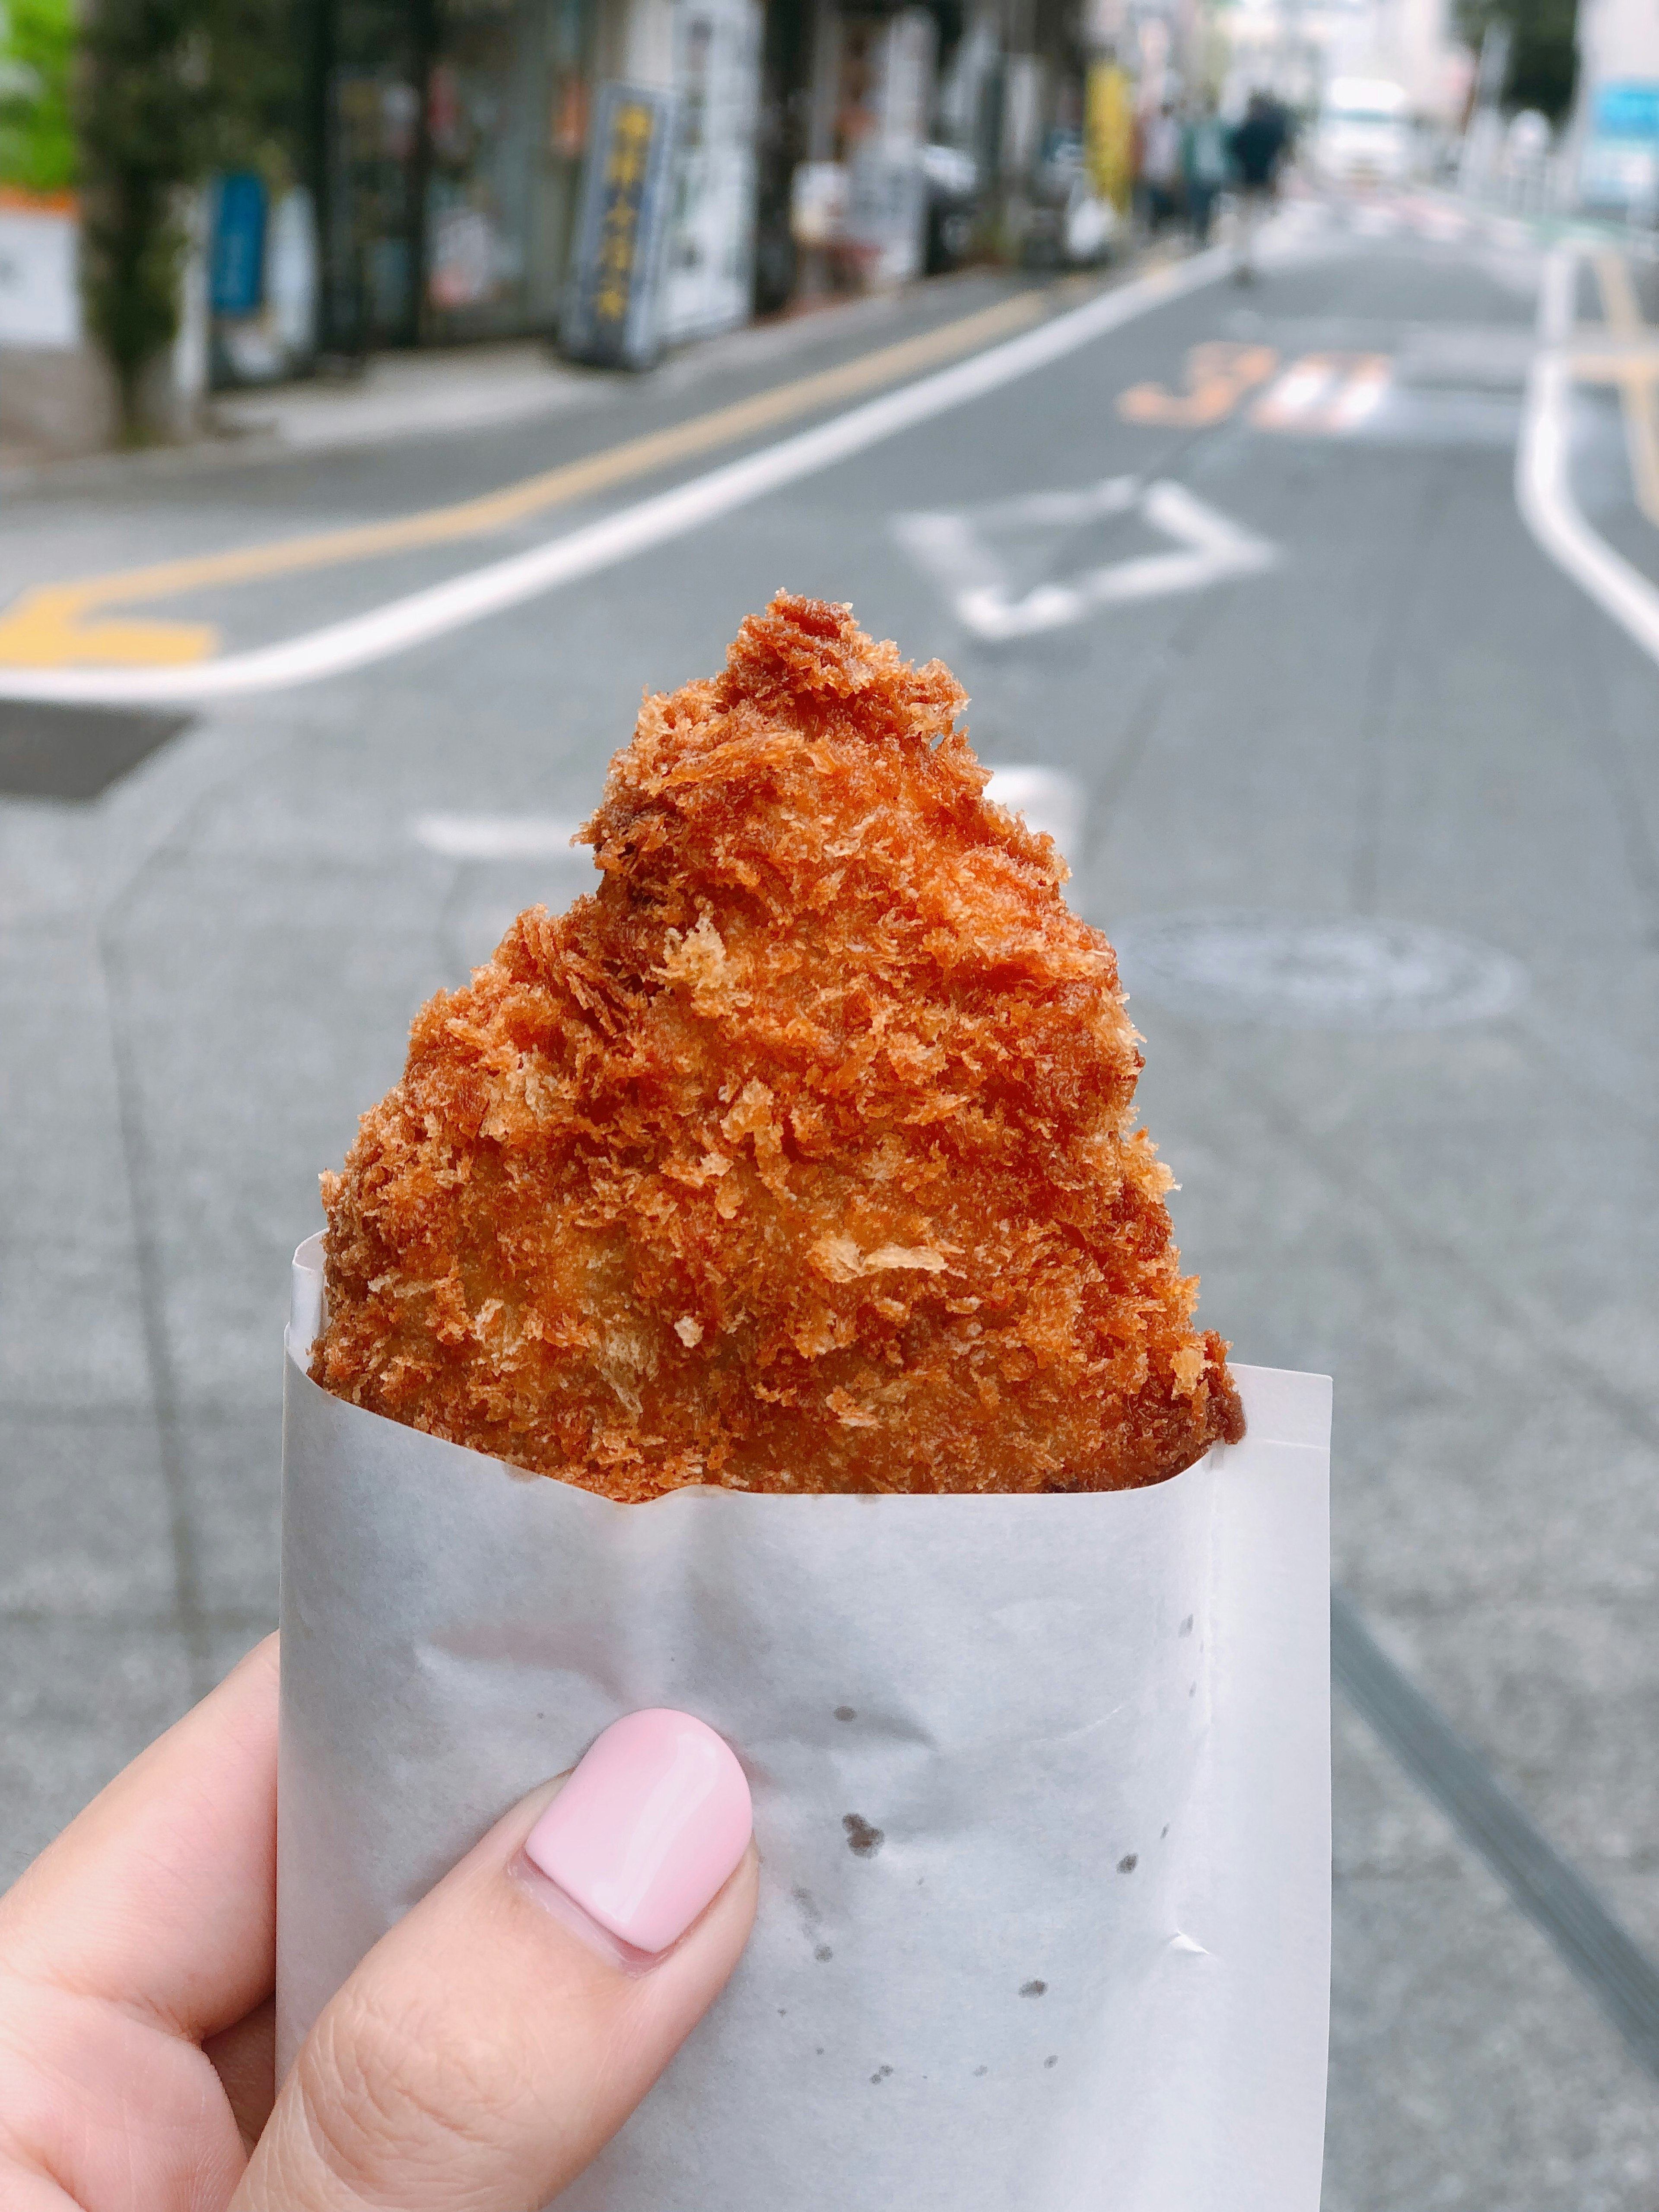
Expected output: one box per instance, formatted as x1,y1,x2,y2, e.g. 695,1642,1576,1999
524,1710,752,1957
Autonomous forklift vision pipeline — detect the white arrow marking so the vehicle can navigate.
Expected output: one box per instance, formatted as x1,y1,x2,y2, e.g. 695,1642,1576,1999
895,477,1278,641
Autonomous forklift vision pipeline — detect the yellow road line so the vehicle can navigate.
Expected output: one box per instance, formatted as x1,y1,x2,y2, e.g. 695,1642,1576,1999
0,291,1050,668
1590,250,1659,531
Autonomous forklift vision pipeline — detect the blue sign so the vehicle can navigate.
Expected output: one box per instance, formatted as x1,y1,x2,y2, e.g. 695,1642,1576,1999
211,172,268,318
561,83,678,370
1595,82,1659,143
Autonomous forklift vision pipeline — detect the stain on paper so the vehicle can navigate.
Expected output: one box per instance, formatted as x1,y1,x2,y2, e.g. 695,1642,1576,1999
843,1812,884,1857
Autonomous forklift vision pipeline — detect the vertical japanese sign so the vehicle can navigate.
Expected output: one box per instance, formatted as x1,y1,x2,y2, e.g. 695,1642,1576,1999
210,172,268,318
561,83,678,369
1085,60,1135,215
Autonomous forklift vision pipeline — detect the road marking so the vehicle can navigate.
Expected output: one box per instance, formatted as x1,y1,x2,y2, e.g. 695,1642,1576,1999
1328,354,1391,429
1334,1588,1659,2080
416,764,1084,867
983,766,1085,857
1586,250,1659,529
1251,356,1336,426
1516,245,1659,671
895,474,1278,640
0,292,1050,671
1116,340,1279,426
412,813,585,858
1251,351,1392,434
0,247,1236,703
1116,341,1393,438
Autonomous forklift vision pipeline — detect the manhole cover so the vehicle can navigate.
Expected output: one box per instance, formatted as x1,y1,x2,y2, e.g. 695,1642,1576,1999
0,701,192,802
1112,910,1528,1030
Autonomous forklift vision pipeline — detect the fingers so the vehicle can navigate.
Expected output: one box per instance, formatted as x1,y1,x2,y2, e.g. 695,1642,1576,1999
205,1994,278,2152
0,1635,278,2044
235,1710,756,2212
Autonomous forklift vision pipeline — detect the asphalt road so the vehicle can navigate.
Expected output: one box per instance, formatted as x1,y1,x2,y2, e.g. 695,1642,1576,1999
4,194,1659,2207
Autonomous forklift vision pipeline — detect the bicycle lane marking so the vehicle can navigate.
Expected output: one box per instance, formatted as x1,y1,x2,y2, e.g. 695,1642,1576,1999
0,249,1235,706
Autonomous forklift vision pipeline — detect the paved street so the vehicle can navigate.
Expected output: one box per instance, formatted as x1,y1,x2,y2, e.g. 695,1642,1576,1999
3,195,1659,2206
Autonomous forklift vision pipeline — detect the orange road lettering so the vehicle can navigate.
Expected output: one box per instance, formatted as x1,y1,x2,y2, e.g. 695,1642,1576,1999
0,288,1048,669
1119,342,1392,438
1116,341,1280,426
0,591,219,668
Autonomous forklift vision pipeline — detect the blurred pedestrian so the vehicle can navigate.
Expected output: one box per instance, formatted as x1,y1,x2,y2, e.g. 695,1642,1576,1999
1229,90,1289,282
1182,96,1231,246
1139,99,1183,235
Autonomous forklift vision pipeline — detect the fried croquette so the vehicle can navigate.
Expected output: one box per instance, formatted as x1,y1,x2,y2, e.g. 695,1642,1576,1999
312,593,1243,1497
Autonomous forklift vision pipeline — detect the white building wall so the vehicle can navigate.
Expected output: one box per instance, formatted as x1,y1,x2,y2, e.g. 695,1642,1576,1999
1577,0,1659,103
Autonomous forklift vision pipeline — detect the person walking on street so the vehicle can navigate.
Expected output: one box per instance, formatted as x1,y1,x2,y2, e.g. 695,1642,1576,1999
1139,100,1184,236
1182,97,1231,247
1229,90,1289,281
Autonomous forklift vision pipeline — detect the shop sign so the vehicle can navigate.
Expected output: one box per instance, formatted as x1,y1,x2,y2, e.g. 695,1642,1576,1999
837,8,933,289
1594,82,1659,141
658,0,763,347
844,148,925,287
1581,82,1659,210
790,161,848,246
1084,60,1134,212
562,83,678,369
211,172,268,318
0,187,80,347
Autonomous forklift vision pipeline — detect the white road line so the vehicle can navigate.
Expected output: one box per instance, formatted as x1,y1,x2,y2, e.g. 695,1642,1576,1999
412,813,584,858
415,773,1083,867
1251,360,1338,429
983,766,1085,857
0,248,1238,708
1515,245,1659,671
1330,358,1391,429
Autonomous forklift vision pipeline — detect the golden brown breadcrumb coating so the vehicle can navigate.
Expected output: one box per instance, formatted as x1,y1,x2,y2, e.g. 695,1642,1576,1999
312,593,1243,1497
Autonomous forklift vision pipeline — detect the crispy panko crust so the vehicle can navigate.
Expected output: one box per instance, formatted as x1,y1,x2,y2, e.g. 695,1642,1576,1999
313,593,1243,1497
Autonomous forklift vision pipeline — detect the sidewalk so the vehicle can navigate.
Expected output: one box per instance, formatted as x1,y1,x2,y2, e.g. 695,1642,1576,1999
0,261,1132,492
207,269,1098,460
208,340,605,453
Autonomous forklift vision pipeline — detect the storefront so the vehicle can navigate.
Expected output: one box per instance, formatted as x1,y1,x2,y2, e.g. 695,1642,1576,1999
425,0,597,335
777,0,951,295
310,0,764,353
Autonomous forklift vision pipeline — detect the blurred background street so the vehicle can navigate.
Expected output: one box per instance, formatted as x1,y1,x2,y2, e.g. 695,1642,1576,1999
3,17,1659,2185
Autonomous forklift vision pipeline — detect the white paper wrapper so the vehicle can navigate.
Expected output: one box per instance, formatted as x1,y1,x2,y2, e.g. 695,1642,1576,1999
278,1233,1331,2211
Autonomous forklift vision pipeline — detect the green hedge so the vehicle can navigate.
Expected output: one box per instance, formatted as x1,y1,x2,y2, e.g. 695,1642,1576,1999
0,0,76,192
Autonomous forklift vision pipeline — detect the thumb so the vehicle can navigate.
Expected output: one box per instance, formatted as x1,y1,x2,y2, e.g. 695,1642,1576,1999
235,1710,756,2212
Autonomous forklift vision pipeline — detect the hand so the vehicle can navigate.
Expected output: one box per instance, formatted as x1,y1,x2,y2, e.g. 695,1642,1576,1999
0,1637,758,2210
